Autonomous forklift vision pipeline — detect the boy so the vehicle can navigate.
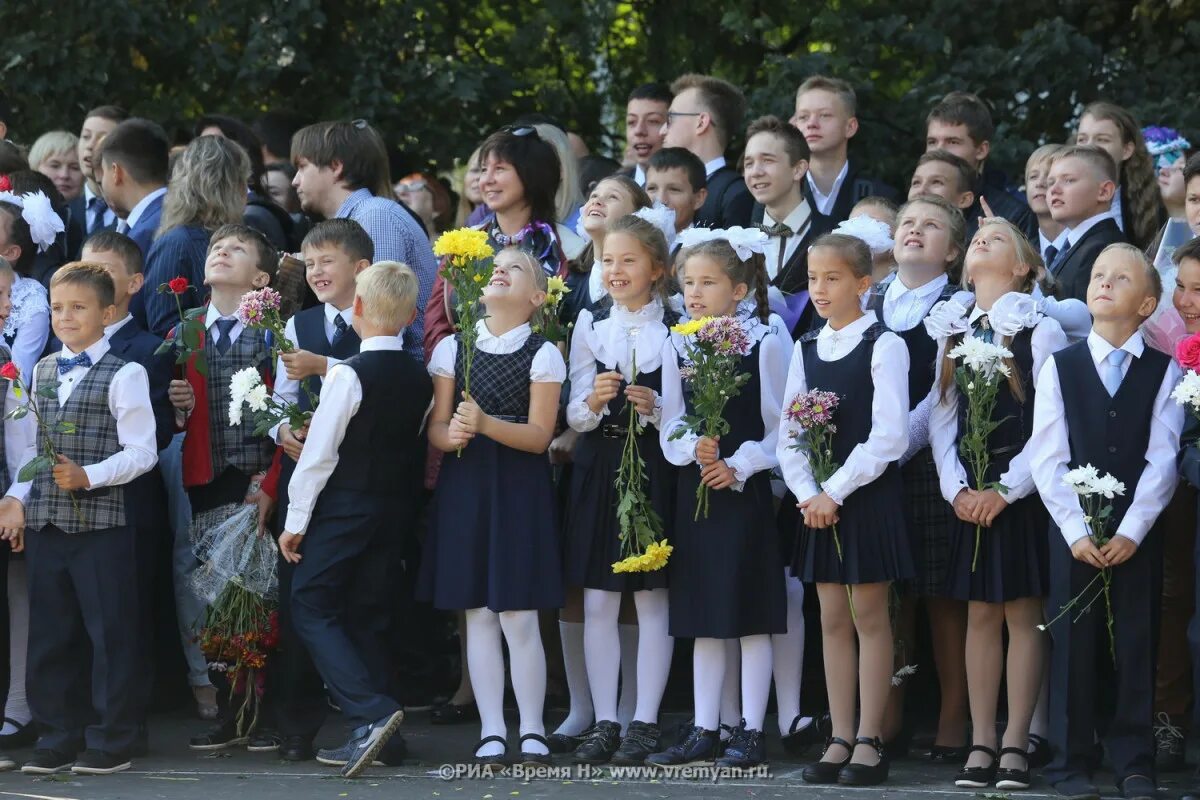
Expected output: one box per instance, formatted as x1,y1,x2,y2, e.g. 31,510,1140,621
623,83,672,187
73,105,128,242
1046,145,1127,302
790,75,896,225
168,224,279,749
743,115,833,335
0,263,157,775
645,147,708,240
908,150,976,216
278,262,432,778
925,91,1037,240
267,218,371,762
1031,244,1182,800
663,74,754,228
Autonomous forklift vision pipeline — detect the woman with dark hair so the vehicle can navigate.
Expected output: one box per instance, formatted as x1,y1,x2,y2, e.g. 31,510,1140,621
395,172,454,240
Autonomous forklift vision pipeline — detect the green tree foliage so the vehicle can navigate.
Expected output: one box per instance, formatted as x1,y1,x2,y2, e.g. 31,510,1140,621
3,0,1199,185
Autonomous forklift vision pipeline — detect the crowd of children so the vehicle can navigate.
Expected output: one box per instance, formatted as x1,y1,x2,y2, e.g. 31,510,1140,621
0,72,1196,799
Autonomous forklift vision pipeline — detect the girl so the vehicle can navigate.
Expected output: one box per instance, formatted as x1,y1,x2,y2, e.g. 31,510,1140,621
781,233,913,786
648,228,790,770
562,213,676,766
564,176,652,326
0,196,52,374
420,246,566,765
1025,145,1066,262
871,195,969,760
929,219,1068,790
1076,102,1165,251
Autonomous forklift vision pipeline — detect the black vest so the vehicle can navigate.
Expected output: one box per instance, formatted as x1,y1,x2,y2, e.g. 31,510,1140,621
799,322,890,466
291,305,361,413
456,333,547,421
678,329,765,459
866,278,958,410
1055,340,1170,526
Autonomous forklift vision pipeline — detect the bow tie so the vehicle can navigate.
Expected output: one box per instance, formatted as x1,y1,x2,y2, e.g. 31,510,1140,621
57,351,93,375
758,222,793,238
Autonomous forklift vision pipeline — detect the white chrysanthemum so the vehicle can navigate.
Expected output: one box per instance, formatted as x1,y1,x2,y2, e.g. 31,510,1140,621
228,398,243,426
246,384,269,413
1092,473,1126,499
947,337,1014,379
1171,370,1200,410
228,367,261,406
1062,464,1101,495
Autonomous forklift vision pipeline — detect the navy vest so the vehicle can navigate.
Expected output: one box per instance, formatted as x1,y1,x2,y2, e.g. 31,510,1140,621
866,278,958,410
678,329,765,459
292,306,361,413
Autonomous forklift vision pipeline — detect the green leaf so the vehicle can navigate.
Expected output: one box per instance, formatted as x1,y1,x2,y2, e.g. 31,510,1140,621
17,454,54,482
54,421,77,434
194,352,208,378
154,340,173,355
8,406,27,420
36,383,59,399
184,306,207,321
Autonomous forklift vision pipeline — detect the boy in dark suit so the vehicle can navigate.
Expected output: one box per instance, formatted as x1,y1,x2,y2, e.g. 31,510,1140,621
73,105,128,243
1031,244,1182,800
663,74,753,228
1046,146,1127,302
622,83,672,188
0,263,158,775
279,261,432,778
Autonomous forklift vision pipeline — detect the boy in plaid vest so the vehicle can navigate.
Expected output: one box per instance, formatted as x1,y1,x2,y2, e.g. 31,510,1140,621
0,263,158,775
167,224,279,750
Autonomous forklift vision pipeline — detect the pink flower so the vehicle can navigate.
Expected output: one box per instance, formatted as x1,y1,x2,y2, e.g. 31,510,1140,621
695,316,752,357
1177,333,1200,371
786,389,840,430
236,288,282,327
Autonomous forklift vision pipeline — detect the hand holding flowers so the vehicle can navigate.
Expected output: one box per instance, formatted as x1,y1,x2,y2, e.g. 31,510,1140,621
155,277,208,376
228,367,309,437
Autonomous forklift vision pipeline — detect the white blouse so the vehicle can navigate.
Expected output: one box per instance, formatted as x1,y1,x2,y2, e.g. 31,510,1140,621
928,300,1068,505
5,276,50,378
659,315,793,490
567,300,670,432
428,320,566,384
776,311,910,506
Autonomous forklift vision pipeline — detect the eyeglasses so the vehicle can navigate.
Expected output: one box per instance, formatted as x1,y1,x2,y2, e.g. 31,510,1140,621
664,111,702,128
395,180,429,193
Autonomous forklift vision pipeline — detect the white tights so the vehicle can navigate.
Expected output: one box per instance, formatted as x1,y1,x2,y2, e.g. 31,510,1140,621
466,608,547,757
694,635,773,732
582,589,673,726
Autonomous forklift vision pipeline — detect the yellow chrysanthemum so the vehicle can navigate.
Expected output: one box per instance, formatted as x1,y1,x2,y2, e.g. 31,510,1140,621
433,228,494,263
547,275,569,296
671,317,710,337
611,539,672,573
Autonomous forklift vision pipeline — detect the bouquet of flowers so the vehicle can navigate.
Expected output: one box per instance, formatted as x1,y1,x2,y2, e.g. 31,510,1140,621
668,316,753,519
1,361,85,526
946,335,1014,572
1037,464,1125,665
228,366,309,437
533,275,572,344
154,277,208,376
433,228,495,398
612,332,671,574
191,504,280,734
236,287,319,413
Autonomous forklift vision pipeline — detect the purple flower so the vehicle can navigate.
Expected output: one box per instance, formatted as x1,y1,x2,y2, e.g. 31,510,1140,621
695,316,752,357
236,288,282,326
785,389,840,430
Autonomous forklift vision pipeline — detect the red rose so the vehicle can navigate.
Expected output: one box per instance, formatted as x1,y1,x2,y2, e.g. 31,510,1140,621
168,277,190,295
0,362,18,381
0,175,10,193
1177,333,1200,370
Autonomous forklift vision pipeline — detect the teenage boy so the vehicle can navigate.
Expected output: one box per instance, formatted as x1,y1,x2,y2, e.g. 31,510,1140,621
622,83,672,187
908,150,977,217
1045,146,1127,302
279,262,432,778
645,147,708,239
267,219,370,762
925,91,1037,240
169,225,279,749
1186,153,1200,238
73,105,128,242
663,74,753,228
290,120,437,359
1031,244,1182,800
97,119,170,329
0,263,158,775
790,75,896,225
743,115,833,336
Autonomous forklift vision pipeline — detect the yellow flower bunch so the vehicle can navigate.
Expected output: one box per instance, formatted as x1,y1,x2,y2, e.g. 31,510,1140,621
433,228,494,266
612,539,673,573
671,317,711,337
545,275,570,305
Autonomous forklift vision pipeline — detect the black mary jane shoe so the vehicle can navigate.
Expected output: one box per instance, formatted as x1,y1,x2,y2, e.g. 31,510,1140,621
519,734,553,767
802,736,853,784
954,745,998,788
995,747,1032,790
472,735,510,767
431,701,479,725
930,742,970,763
1027,733,1052,769
781,716,824,758
838,736,890,786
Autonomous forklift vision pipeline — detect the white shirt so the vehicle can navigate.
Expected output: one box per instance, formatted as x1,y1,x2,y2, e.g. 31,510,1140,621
1064,211,1113,250
587,259,607,305
122,186,167,233
634,164,647,188
5,276,50,378
205,304,246,347
806,160,849,217
567,301,670,432
929,309,1068,505
704,156,727,178
6,338,158,503
0,348,35,487
762,201,813,281
1030,330,1182,546
271,304,356,443
1039,229,1067,264
1109,186,1125,232
659,315,793,490
84,184,117,231
777,312,910,505
283,335,404,534
429,320,566,384
881,273,950,332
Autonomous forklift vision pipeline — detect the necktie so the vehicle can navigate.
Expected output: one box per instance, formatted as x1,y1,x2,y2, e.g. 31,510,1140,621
759,222,794,280
214,318,237,356
332,314,349,344
1043,244,1058,268
973,315,994,344
1102,348,1128,397
87,196,109,234
1048,242,1072,276
56,351,93,375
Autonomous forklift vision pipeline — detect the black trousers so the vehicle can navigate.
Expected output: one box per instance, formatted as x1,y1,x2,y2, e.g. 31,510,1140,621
1045,525,1163,787
289,492,402,727
26,524,142,755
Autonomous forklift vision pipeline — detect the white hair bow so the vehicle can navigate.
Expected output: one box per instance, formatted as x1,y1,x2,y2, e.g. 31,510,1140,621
633,203,677,252
21,192,65,253
676,226,769,261
833,215,895,255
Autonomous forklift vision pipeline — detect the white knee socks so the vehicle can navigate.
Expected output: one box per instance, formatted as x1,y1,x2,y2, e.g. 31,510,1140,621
466,608,506,757
694,637,726,731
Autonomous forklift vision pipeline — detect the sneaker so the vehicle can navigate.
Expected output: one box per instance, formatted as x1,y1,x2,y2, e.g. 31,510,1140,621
340,709,405,778
572,720,621,765
1155,713,1187,772
21,749,75,774
646,725,720,767
1121,775,1157,800
71,749,132,775
0,752,16,771
716,721,766,768
317,733,407,767
612,721,661,766
189,719,250,750
247,730,282,753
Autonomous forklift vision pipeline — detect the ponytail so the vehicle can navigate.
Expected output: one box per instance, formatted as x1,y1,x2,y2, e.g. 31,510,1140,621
750,252,770,323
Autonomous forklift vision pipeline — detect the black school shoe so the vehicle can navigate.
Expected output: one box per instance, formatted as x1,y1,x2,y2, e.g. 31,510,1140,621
430,701,478,725
189,718,250,750
71,749,132,775
838,736,889,786
518,733,553,767
21,749,74,775
715,722,766,769
1052,777,1101,800
572,721,621,765
611,721,660,766
247,729,281,753
954,745,998,788
1156,714,1188,772
1122,775,1157,800
780,715,824,757
802,737,852,784
281,735,314,762
995,747,1033,790
1028,733,1053,769
646,725,720,767
547,731,584,754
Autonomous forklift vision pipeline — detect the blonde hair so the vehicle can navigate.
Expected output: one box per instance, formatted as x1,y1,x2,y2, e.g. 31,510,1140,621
533,124,583,224
0,256,15,284
28,131,79,171
1026,143,1065,177
495,246,548,291
606,214,672,302
159,136,251,237
355,261,419,331
1099,241,1163,300
455,146,483,228
897,194,967,280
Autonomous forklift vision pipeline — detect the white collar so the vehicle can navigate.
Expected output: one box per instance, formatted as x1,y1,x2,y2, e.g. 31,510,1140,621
205,304,240,330
60,336,111,363
763,199,812,233
887,272,949,301
104,313,135,338
704,156,727,177
610,298,664,327
124,186,166,230
477,319,532,345
1087,329,1145,363
1066,211,1112,248
806,160,850,199
818,310,877,342
633,164,647,187
84,183,103,205
360,335,405,353
324,302,353,326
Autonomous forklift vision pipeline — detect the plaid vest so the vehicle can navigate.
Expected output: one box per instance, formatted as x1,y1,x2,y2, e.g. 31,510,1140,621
206,327,275,475
26,351,126,533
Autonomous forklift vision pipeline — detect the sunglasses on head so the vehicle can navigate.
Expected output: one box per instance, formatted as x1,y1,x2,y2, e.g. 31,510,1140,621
396,180,428,193
502,125,540,139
